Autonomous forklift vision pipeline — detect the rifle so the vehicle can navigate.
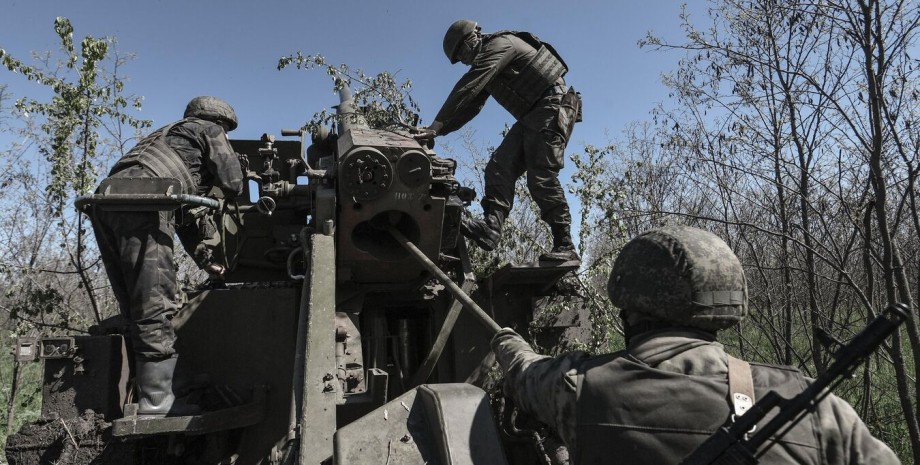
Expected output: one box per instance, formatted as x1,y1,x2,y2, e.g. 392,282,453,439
679,303,909,465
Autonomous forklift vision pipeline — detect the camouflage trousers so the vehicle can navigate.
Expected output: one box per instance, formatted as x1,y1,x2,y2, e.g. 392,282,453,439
482,92,578,226
90,207,178,360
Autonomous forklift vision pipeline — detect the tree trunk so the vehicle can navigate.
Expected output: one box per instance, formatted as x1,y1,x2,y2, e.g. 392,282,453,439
858,0,920,458
6,360,20,435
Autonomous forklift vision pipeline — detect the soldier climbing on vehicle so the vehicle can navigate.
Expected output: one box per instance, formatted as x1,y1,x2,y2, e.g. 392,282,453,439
86,96,243,417
414,19,583,263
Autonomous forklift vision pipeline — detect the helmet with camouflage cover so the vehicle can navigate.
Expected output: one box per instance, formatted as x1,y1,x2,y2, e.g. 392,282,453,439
607,225,747,332
184,96,238,131
443,19,479,64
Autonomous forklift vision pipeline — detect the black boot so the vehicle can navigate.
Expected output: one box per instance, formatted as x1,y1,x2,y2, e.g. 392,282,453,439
136,356,201,417
539,223,580,263
461,209,505,251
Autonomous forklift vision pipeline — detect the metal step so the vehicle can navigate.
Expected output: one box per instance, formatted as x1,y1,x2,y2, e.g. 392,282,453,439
112,386,267,437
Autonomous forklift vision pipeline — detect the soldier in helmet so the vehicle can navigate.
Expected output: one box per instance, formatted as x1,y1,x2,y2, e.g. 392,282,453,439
491,225,900,464
415,20,582,262
88,96,243,417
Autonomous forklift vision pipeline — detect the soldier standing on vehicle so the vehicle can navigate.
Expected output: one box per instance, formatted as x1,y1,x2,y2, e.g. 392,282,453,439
491,225,901,464
415,20,582,263
88,96,243,417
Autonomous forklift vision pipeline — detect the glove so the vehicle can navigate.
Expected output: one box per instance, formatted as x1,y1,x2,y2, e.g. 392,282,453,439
412,121,444,141
204,263,226,280
412,126,438,141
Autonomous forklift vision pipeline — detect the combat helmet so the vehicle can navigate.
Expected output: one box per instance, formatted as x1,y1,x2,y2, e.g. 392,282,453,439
607,225,747,332
184,96,238,131
443,20,478,64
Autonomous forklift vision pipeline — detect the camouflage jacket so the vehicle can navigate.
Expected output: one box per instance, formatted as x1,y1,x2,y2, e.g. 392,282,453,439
109,117,242,198
491,328,901,464
433,33,565,135
106,117,243,268
164,117,243,198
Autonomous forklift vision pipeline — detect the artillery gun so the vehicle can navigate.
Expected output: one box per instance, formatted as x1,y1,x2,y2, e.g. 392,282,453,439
6,86,582,465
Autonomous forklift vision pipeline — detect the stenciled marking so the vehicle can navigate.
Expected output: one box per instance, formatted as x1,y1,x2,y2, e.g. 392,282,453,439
393,192,422,201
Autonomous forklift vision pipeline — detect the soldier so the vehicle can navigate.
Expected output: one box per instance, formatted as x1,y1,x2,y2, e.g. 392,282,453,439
88,96,243,417
492,225,900,464
415,20,582,262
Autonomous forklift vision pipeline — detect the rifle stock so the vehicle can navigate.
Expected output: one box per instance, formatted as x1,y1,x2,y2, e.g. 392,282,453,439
679,303,909,465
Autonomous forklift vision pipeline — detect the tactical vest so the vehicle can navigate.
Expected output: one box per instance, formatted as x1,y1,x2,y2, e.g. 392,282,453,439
574,352,823,465
109,120,196,194
485,31,568,120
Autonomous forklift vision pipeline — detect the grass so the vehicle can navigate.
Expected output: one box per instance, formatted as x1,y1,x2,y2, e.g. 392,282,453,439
0,331,43,465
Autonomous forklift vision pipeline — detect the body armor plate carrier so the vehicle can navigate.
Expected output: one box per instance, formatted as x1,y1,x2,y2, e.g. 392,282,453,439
109,120,195,194
486,31,568,120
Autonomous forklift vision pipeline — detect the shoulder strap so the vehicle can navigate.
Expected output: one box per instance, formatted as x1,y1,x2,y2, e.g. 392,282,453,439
490,30,569,72
727,355,755,417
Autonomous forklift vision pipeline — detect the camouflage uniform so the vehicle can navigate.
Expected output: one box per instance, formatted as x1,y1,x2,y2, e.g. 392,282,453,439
433,31,579,231
492,328,901,464
90,117,242,360
493,226,900,464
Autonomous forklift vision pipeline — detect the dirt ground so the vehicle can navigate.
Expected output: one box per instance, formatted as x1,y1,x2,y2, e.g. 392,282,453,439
5,411,133,465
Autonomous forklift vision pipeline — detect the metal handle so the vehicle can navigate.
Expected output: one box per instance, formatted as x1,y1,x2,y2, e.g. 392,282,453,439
385,225,502,334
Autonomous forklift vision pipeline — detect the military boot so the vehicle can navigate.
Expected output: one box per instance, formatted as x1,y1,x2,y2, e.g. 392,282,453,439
461,209,505,251
539,223,581,263
136,356,201,417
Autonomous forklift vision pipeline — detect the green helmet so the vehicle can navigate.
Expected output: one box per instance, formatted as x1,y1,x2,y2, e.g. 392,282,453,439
607,225,747,332
443,19,478,64
184,96,238,131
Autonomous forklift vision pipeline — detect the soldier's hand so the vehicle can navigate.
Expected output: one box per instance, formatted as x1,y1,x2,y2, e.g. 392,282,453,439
205,263,226,280
412,126,438,141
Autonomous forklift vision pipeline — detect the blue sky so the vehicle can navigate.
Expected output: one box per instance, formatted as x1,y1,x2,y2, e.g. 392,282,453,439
1,0,696,214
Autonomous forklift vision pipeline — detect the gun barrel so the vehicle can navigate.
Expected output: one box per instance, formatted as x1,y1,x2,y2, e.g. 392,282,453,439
337,81,368,133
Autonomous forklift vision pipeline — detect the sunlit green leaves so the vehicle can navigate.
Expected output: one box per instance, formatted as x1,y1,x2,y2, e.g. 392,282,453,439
1,17,150,215
278,52,420,134
0,17,149,341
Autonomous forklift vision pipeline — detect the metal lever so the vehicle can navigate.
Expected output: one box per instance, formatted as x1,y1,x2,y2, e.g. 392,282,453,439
385,225,501,335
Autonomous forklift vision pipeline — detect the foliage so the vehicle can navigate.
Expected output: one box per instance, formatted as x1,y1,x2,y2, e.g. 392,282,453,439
0,17,149,216
0,17,149,333
0,331,42,451
637,0,919,460
443,125,624,354
0,18,148,454
277,53,420,133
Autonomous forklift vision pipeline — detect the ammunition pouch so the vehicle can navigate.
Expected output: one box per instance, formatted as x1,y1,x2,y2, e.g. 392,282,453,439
563,87,583,123
179,205,211,227
109,121,196,194
196,213,219,245
98,177,182,196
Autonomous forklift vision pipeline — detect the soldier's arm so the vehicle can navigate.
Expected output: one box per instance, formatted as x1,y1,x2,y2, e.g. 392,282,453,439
433,36,515,135
201,123,243,198
175,214,217,270
819,393,901,465
491,328,586,447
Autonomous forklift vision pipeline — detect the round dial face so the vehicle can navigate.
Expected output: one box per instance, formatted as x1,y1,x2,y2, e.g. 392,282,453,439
397,151,431,189
341,149,393,201
256,196,277,215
